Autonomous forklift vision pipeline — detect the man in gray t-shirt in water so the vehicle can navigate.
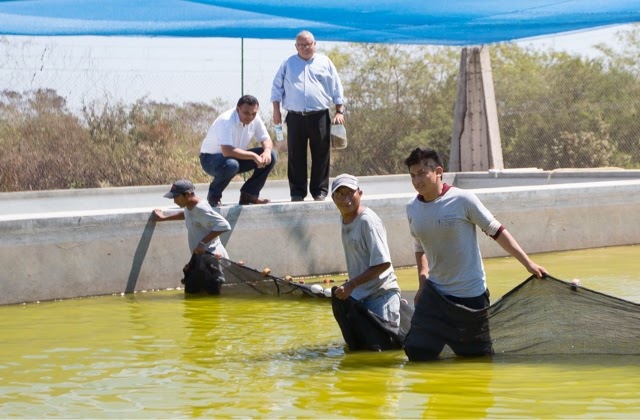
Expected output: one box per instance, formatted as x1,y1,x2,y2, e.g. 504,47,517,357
331,174,401,331
152,179,231,294
403,148,548,360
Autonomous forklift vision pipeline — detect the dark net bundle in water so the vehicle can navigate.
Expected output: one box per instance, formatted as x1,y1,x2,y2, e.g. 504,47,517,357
332,289,415,352
423,275,640,358
217,258,327,298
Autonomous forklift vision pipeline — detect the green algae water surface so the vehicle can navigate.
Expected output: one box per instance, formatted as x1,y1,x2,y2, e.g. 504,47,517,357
1,246,639,418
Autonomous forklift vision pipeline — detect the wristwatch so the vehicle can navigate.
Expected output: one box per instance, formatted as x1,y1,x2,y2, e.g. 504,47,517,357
336,109,344,114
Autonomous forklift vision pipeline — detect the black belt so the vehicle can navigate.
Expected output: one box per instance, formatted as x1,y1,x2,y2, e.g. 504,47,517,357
287,109,327,116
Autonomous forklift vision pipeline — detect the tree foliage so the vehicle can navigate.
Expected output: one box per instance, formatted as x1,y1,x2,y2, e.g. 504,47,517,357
0,91,224,190
492,42,640,169
328,44,459,175
330,33,639,175
1,26,639,192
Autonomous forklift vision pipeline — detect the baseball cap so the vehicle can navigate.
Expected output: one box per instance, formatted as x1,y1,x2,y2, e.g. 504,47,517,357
331,174,359,194
163,180,195,198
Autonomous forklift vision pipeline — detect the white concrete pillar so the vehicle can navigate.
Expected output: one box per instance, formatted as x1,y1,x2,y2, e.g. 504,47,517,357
450,46,504,172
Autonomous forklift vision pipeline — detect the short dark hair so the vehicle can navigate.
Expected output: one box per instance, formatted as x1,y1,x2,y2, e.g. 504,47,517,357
404,147,444,171
237,95,259,108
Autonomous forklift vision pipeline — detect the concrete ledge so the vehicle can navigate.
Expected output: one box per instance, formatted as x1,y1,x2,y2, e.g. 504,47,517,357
1,177,640,305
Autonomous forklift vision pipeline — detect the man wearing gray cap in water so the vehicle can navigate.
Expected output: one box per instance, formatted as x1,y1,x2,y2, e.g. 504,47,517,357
152,179,232,294
153,179,231,258
330,174,402,350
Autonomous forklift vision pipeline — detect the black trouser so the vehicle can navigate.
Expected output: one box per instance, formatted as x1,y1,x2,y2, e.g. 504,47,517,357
285,110,330,199
404,281,493,361
331,291,403,352
183,253,225,295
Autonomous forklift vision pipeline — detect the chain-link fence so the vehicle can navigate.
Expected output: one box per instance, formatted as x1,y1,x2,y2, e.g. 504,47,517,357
331,30,640,175
1,26,638,192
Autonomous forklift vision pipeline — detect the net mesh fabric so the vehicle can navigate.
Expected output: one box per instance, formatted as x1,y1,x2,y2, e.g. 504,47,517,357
408,275,640,358
217,258,327,298
187,259,640,356
182,253,224,295
332,290,414,351
487,275,640,356
217,258,417,351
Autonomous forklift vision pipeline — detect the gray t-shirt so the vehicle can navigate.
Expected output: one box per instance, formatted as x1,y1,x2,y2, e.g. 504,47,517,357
406,186,502,298
184,201,231,258
341,207,400,301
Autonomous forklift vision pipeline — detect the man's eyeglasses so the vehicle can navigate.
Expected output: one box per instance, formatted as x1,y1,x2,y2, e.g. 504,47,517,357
332,189,357,200
296,43,314,49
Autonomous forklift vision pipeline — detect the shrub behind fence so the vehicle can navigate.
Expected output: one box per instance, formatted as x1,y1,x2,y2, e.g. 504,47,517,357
1,28,638,192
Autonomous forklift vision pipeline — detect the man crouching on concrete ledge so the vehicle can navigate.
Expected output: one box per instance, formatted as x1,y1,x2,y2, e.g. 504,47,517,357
152,179,231,295
330,174,406,351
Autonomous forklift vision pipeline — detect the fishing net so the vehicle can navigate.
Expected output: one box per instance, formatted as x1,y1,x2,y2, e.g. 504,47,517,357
196,257,418,351
489,275,640,356
405,275,640,359
331,290,414,351
183,258,640,357
214,257,331,298
182,253,224,295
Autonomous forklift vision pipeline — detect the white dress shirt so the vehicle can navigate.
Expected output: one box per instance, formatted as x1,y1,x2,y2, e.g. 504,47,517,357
200,107,270,155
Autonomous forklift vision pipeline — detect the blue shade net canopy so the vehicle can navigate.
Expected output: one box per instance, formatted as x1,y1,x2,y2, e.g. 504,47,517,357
0,0,638,44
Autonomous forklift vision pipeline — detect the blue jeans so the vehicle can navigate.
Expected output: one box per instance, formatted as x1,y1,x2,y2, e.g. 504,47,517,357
200,148,277,200
361,289,401,327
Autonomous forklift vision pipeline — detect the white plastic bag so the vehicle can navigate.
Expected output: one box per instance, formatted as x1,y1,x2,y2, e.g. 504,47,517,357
330,124,347,149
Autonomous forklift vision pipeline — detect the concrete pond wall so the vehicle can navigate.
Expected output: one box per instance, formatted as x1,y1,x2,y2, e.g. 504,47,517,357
1,170,639,305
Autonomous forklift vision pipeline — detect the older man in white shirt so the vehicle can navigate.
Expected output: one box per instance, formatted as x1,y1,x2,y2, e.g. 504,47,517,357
200,95,276,207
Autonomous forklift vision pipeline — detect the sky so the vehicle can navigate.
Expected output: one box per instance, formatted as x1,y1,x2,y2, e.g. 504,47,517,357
0,24,633,115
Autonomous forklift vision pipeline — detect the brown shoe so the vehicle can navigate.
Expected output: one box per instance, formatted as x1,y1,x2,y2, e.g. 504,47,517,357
207,195,221,207
239,192,270,205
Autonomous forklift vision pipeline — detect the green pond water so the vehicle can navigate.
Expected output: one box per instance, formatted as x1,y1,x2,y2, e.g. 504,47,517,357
1,245,639,418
